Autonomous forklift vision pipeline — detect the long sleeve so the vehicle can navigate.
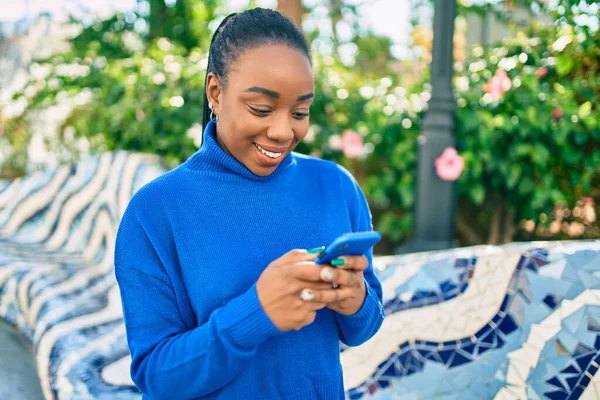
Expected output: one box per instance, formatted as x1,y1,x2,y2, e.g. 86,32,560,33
114,199,282,399
335,171,385,347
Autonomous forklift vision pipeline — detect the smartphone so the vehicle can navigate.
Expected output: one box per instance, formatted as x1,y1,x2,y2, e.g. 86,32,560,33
314,231,381,265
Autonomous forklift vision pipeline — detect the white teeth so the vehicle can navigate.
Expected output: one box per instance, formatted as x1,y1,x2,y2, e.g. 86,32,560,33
255,144,283,159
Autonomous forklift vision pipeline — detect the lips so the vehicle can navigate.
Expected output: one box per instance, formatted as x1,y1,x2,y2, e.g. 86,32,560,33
254,143,288,153
253,143,287,168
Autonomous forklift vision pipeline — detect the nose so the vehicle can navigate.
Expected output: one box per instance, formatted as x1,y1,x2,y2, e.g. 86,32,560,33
266,114,294,143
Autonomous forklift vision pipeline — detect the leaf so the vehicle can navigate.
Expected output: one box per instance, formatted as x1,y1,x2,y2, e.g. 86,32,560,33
469,184,485,205
507,164,522,189
531,145,550,167
518,178,535,196
492,115,505,128
556,55,575,77
526,106,537,125
583,116,598,129
578,101,592,119
531,190,550,209
514,144,532,157
551,190,565,204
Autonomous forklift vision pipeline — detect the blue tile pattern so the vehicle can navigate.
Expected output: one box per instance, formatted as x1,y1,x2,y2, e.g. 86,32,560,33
382,257,476,314
345,245,600,399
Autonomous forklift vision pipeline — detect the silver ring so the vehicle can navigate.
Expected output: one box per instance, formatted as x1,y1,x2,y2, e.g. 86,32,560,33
321,268,335,282
299,289,315,301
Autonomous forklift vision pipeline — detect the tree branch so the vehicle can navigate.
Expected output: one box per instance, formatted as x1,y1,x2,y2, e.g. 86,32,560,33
502,208,516,243
487,198,503,244
276,0,304,27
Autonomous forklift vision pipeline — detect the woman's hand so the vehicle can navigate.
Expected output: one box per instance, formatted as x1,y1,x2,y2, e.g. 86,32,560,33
320,256,369,316
256,249,359,331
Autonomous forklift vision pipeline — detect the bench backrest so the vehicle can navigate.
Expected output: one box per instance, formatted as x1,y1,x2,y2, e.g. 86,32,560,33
0,152,167,262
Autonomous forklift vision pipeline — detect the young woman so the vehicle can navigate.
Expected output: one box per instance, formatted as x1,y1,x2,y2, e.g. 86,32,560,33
114,8,384,399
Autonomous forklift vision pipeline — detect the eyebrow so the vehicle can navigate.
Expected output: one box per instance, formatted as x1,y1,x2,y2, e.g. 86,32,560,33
297,93,314,102
244,86,313,102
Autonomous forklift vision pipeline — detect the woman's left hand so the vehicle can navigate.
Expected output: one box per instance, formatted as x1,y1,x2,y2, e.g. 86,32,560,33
320,255,369,316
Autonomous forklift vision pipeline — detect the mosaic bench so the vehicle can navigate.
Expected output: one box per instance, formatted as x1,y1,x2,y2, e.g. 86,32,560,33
0,152,599,400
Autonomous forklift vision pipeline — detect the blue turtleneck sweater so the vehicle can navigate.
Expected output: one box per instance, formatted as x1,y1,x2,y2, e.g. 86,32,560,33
114,120,384,399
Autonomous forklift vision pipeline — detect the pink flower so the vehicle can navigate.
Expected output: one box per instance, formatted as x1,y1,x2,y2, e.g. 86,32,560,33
435,147,464,181
536,66,548,79
552,106,563,120
582,197,594,207
483,69,512,101
341,130,364,159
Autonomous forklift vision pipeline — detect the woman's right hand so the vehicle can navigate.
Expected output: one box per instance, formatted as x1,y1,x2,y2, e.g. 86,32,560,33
256,249,355,331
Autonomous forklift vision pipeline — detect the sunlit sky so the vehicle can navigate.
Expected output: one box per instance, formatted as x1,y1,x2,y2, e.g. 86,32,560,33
0,0,416,57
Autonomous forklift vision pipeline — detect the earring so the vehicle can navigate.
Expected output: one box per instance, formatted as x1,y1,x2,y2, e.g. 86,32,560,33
209,102,219,122
209,102,215,121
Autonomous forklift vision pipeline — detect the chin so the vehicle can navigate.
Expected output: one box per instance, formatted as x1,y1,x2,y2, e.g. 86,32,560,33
253,167,276,176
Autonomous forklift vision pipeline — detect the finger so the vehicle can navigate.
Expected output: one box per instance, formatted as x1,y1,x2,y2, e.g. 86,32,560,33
304,282,338,291
270,248,322,268
288,263,325,282
313,302,327,310
331,255,369,271
306,301,328,311
306,287,355,304
301,311,318,328
320,267,360,287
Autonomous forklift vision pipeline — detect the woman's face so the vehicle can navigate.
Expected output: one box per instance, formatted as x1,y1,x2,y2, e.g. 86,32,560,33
206,44,314,176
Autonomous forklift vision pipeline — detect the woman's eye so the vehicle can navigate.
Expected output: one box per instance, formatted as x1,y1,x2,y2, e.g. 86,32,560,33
293,112,309,120
249,106,271,117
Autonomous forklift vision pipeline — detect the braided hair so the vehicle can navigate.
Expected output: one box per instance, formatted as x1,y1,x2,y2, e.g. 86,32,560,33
202,8,311,130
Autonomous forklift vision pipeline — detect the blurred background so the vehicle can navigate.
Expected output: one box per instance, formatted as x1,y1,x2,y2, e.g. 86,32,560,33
0,0,598,253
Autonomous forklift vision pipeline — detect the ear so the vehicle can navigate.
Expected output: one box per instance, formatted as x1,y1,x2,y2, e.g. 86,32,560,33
206,72,223,116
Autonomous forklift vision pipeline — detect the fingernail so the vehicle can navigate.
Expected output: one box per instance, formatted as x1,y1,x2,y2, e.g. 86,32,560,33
321,268,335,282
331,258,346,267
307,246,325,254
300,289,315,301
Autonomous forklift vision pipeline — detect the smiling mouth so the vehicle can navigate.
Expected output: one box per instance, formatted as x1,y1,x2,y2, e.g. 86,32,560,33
254,143,284,159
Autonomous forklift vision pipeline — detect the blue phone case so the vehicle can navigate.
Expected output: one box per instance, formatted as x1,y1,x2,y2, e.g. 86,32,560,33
314,231,382,265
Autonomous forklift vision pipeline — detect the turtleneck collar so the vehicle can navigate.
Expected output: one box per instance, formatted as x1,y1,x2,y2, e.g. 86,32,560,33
184,120,294,182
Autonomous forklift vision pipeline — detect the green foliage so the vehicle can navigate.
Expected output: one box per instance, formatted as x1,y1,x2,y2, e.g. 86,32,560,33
67,13,139,60
1,1,222,172
453,30,599,242
2,0,599,248
301,1,600,245
59,38,205,168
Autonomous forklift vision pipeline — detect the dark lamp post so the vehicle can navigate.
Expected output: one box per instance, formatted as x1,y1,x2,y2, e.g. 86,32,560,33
403,0,458,253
